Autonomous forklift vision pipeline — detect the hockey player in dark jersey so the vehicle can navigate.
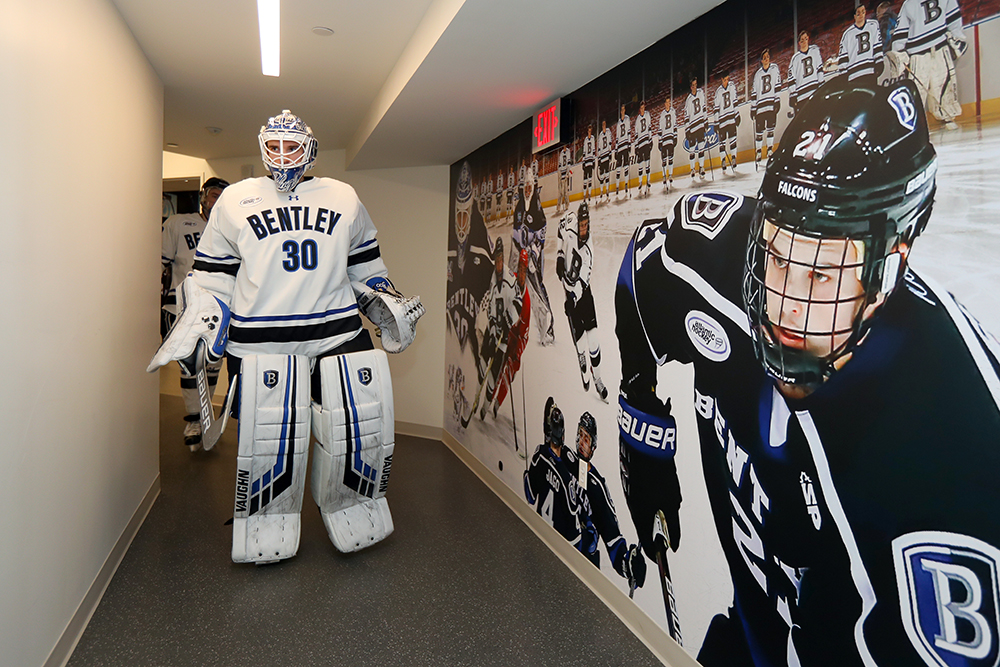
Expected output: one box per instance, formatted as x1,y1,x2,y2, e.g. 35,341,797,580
525,399,585,546
615,78,1000,666
573,412,647,594
511,176,556,346
447,161,494,378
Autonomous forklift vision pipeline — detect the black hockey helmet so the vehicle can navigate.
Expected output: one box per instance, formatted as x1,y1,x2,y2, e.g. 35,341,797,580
577,411,597,461
544,398,565,449
200,177,229,213
577,200,591,242
743,78,936,387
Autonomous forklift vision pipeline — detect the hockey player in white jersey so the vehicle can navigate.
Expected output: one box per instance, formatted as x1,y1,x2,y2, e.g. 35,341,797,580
838,5,884,82
891,0,966,129
658,98,677,191
750,49,782,168
475,238,525,421
712,73,740,174
557,144,572,213
633,101,654,197
616,79,1000,666
684,79,708,180
495,171,504,223
614,105,632,199
161,177,229,450
581,125,596,202
597,120,614,202
148,110,425,564
556,201,608,402
506,164,516,222
786,30,825,119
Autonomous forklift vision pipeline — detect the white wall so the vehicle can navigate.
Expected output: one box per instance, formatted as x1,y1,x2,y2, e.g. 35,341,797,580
206,151,449,431
0,1,163,665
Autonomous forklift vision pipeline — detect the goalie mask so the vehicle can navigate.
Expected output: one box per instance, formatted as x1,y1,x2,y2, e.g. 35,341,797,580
455,161,473,246
743,79,936,387
577,411,597,461
259,110,318,192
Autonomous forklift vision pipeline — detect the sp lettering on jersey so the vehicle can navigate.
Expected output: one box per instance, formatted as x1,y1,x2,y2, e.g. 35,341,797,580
798,472,822,530
889,87,918,132
263,370,279,389
893,531,1000,667
357,367,373,386
681,192,744,240
685,310,731,362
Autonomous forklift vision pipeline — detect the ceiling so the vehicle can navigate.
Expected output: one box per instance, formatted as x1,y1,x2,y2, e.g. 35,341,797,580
112,0,721,170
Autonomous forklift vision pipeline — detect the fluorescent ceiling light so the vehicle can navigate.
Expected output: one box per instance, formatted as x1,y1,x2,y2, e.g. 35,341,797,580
258,0,280,77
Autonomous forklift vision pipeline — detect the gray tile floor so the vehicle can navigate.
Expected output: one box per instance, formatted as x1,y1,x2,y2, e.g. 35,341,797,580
66,394,662,666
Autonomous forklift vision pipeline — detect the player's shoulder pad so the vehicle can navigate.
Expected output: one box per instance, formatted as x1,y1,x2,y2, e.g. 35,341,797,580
892,530,1000,666
673,190,746,241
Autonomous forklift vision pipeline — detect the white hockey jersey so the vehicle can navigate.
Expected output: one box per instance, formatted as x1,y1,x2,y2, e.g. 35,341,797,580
713,83,740,126
659,105,677,142
162,212,208,314
787,45,826,107
192,176,389,359
559,146,571,175
582,135,596,166
685,90,707,133
598,128,614,159
751,64,782,115
557,217,594,303
634,111,653,151
507,169,515,193
838,19,884,80
615,116,632,151
891,0,964,55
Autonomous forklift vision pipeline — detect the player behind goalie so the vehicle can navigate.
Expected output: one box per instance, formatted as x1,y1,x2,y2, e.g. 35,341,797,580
160,176,229,451
148,110,425,564
615,79,1000,665
557,201,608,401
486,249,531,421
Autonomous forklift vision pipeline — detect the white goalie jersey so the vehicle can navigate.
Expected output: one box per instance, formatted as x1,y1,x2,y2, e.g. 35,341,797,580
192,176,390,359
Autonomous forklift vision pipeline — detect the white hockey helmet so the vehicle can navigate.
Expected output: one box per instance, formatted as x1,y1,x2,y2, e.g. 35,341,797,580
259,110,317,192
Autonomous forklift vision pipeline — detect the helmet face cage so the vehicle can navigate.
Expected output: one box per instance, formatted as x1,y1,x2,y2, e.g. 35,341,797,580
259,110,317,193
744,207,874,386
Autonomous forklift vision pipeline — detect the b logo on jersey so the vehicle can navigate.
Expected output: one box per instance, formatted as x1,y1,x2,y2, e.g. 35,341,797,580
893,531,1000,667
685,310,731,362
263,370,279,389
357,367,373,386
889,88,918,132
681,192,744,240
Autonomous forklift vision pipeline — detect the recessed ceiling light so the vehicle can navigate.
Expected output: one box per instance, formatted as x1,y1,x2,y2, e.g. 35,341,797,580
206,127,223,135
166,142,179,148
312,26,334,36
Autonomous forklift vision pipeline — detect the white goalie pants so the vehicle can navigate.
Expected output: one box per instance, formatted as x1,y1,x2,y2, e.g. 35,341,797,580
231,349,394,564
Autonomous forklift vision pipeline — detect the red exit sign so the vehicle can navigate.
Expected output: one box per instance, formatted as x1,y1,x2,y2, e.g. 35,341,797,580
532,98,562,153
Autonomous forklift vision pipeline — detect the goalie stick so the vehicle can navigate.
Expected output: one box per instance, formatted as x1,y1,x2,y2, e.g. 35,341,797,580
188,339,236,450
653,509,683,646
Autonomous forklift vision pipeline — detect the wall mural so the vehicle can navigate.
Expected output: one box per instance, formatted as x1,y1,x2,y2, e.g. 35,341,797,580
445,0,1000,664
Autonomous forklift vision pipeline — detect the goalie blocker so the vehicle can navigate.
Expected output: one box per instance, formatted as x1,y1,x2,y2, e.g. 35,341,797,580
231,349,396,563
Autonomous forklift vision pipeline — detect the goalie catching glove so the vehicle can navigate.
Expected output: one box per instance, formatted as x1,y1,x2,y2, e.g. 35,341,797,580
147,275,230,374
354,277,425,353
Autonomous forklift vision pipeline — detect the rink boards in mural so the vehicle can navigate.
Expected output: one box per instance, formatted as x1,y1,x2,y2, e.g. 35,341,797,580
445,0,1000,663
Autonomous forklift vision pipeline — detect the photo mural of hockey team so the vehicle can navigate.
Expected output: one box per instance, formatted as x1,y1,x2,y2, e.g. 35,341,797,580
445,0,1000,664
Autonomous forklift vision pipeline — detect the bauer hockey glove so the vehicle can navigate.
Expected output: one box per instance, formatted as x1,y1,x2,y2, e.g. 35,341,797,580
619,389,682,561
623,543,647,591
354,277,425,353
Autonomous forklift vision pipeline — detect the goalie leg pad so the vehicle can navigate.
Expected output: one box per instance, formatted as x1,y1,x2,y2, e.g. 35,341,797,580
231,355,311,564
311,349,395,553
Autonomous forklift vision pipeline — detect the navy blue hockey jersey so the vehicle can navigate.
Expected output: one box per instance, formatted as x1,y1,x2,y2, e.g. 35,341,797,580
616,191,1000,667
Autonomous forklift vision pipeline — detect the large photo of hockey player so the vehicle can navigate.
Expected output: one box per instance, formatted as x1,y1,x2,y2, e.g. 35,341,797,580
445,0,1000,663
